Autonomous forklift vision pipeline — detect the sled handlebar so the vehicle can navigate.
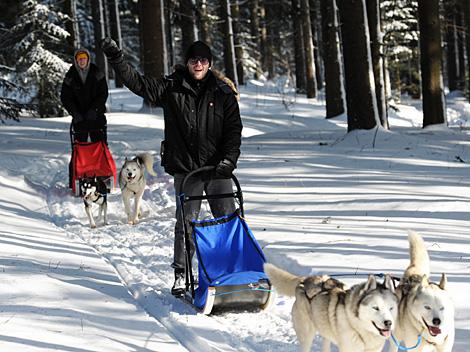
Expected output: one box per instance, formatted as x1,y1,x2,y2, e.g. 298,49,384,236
179,166,244,216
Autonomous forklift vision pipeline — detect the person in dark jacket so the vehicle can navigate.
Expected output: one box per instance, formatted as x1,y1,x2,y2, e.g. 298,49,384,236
101,38,243,296
61,48,109,188
61,48,108,143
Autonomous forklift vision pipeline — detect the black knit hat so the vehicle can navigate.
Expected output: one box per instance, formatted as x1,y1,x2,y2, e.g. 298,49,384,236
184,41,212,66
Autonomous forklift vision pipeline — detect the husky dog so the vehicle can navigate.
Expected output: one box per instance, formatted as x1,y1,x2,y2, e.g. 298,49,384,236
264,263,398,352
390,232,455,352
119,153,157,224
80,177,107,229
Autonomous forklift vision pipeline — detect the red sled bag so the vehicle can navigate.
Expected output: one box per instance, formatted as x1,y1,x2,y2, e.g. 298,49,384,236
71,140,117,196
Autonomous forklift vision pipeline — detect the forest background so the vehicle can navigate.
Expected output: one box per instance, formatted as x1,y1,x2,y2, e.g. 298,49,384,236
0,0,469,131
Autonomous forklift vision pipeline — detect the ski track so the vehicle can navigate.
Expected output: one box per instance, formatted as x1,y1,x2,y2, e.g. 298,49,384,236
40,157,306,352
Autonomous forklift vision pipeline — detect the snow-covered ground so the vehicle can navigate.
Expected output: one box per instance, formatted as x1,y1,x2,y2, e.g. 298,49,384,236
0,81,469,351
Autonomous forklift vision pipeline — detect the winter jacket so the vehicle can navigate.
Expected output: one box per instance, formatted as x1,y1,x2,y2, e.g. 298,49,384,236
61,63,108,130
109,58,242,176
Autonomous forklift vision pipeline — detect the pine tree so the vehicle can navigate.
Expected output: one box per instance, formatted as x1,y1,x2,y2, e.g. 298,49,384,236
0,63,28,122
417,0,446,127
337,0,380,131
381,0,420,99
320,0,345,118
2,0,69,118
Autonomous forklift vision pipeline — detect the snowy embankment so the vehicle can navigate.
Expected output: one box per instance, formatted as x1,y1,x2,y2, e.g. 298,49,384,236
1,83,470,351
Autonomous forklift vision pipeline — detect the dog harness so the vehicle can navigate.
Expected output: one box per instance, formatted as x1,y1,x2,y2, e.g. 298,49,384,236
83,192,107,207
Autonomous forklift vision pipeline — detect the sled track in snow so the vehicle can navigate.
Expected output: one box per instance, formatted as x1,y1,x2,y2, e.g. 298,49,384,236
44,172,300,352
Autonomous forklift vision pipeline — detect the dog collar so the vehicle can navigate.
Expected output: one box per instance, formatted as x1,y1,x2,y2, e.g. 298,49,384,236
390,334,422,351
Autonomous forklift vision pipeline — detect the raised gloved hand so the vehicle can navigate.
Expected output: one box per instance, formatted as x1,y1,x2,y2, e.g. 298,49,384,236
100,37,121,61
215,159,235,178
85,109,97,121
72,112,84,124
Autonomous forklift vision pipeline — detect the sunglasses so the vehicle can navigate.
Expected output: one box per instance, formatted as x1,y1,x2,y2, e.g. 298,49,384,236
188,56,209,65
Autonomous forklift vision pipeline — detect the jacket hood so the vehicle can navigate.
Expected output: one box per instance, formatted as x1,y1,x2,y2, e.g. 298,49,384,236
74,48,91,71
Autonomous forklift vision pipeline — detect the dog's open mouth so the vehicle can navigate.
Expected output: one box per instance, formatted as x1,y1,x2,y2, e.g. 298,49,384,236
126,175,136,181
372,322,391,337
423,318,441,336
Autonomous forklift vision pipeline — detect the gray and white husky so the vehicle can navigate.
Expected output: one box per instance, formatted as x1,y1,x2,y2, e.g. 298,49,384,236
390,231,455,352
118,153,157,224
264,263,398,352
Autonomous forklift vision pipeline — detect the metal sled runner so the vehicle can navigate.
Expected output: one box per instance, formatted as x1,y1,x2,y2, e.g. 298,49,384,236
70,126,117,196
179,166,274,314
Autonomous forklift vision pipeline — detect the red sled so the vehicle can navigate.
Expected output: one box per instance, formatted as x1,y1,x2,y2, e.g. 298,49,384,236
71,140,117,196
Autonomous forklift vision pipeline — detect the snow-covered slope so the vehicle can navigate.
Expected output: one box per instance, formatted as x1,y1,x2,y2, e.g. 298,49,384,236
0,84,469,351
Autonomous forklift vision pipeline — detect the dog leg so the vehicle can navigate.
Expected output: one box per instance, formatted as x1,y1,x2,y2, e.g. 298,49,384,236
85,205,96,229
131,189,144,225
292,297,316,352
102,202,107,226
122,192,133,224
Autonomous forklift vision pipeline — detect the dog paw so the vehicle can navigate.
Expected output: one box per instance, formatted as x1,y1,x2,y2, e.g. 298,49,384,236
90,224,97,229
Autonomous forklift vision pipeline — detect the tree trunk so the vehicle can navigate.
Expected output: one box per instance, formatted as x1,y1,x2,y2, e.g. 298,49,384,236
445,1,458,92
164,0,175,69
456,9,466,91
366,0,388,129
180,0,197,52
337,0,379,131
108,0,123,87
220,0,239,86
139,0,167,110
263,1,275,79
462,0,470,102
417,0,446,127
64,0,80,54
231,1,244,85
92,0,108,78
249,0,262,78
197,0,211,46
292,0,306,92
320,0,345,118
309,0,323,91
300,0,317,98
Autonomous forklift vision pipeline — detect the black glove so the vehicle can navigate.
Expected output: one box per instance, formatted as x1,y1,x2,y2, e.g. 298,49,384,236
215,159,235,178
100,37,122,61
85,109,97,121
72,112,84,124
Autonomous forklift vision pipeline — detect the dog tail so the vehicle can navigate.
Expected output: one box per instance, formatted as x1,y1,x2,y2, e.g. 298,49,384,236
264,263,303,297
404,230,430,278
136,153,157,176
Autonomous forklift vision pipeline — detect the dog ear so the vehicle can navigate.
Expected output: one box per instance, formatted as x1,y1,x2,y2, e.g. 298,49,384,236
420,274,430,287
383,274,395,293
365,275,377,291
439,273,447,290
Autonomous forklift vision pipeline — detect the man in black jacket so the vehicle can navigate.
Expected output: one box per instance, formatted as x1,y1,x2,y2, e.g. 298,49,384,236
101,38,243,296
61,48,109,188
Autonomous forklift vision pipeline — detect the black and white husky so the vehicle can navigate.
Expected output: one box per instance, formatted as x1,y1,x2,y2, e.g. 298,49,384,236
80,177,108,229
118,153,157,225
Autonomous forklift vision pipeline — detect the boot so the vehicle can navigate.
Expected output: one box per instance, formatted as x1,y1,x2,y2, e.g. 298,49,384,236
171,271,185,296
